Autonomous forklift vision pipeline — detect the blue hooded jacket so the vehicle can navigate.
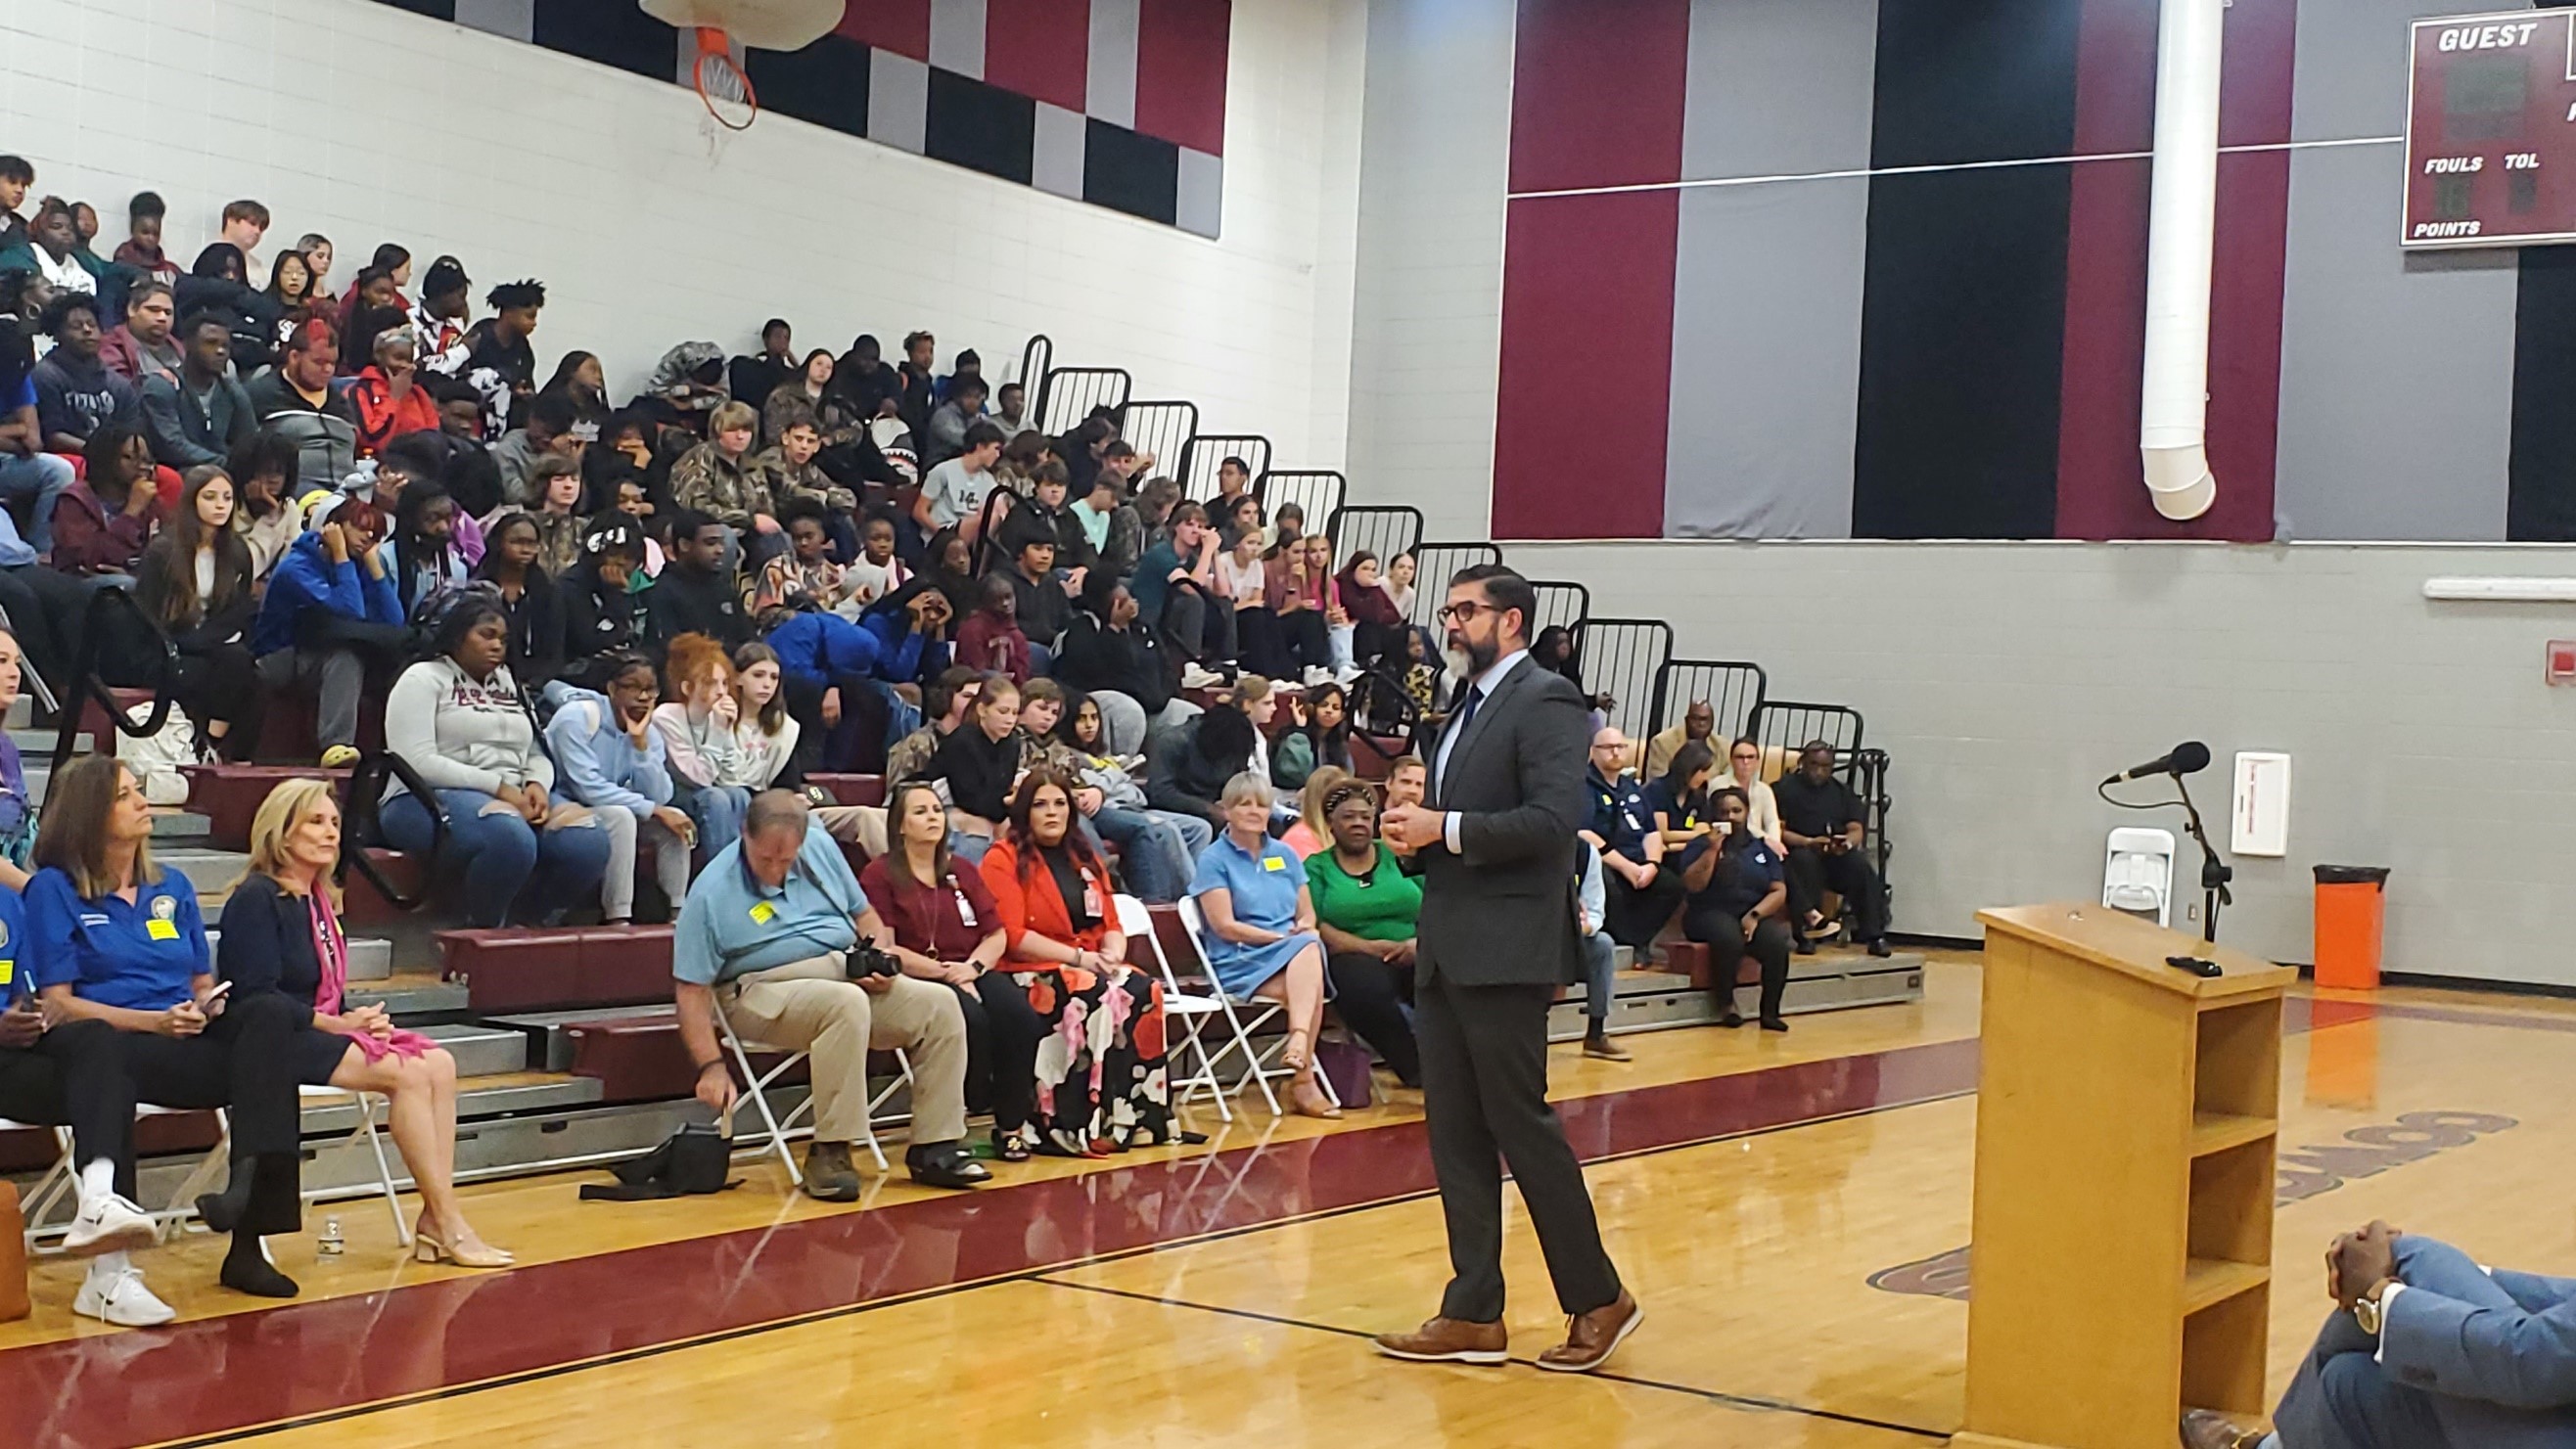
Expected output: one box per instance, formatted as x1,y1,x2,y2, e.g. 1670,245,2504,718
764,611,935,689
253,529,404,657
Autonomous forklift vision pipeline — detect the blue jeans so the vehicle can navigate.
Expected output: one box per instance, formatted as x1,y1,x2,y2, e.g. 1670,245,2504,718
0,453,73,558
1582,928,1617,1023
1089,805,1210,904
380,789,612,928
677,782,751,864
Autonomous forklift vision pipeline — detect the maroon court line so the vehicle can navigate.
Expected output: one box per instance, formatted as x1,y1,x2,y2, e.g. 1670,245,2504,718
0,1039,1982,1448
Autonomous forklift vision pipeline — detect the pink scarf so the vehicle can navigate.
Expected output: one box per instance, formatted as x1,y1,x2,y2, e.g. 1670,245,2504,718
308,885,434,1062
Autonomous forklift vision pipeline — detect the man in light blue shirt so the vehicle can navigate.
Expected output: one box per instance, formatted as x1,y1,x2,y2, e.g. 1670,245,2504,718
673,792,985,1200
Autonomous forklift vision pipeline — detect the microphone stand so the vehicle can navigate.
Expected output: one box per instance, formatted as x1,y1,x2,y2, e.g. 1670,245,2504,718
2170,771,2231,944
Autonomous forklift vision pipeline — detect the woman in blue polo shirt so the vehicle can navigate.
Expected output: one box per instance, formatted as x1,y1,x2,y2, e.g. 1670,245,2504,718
29,755,310,1303
1188,770,1337,1118
1679,787,1792,1032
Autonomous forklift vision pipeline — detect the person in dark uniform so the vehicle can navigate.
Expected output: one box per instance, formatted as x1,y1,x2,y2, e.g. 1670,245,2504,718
1581,724,1680,953
1772,740,1890,956
1372,565,1638,1375
1679,788,1793,1030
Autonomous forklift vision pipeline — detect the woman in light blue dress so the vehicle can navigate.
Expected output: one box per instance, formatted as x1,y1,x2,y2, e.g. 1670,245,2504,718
1188,772,1337,1118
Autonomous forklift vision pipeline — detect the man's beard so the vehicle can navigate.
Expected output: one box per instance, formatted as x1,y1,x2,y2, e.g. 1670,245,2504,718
1447,637,1496,680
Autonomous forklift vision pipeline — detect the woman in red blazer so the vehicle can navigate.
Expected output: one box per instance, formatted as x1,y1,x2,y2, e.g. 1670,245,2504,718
980,769,1173,1154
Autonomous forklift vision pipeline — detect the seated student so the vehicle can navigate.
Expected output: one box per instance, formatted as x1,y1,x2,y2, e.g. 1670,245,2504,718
886,663,983,791
561,516,653,680
33,294,138,455
1069,469,1123,570
674,790,988,1198
229,429,308,580
920,373,989,470
1262,526,1335,687
647,510,751,652
1018,681,1201,903
111,191,177,288
975,770,1174,1153
217,779,512,1268
1190,770,1338,1118
728,318,797,408
1145,693,1259,830
380,481,471,617
381,593,612,927
920,671,1027,863
489,388,583,509
651,632,759,858
131,465,263,759
997,460,1091,580
350,325,438,458
1274,682,1352,795
1000,531,1071,657
54,424,161,578
1716,735,1785,851
730,642,805,794
748,496,851,614
1216,492,1265,554
101,278,183,389
1679,787,1792,1031
253,498,403,766
30,756,308,1305
913,421,1005,550
1773,740,1890,956
1055,573,1198,758
746,409,858,563
954,572,1032,684
1130,502,1225,680
1380,754,1430,867
242,317,359,494
1304,776,1424,1087
548,652,693,925
860,781,1040,1158
1583,726,1680,953
476,512,567,689
1573,841,1629,1062
2183,1221,2576,1449
0,198,109,305
837,510,909,611
1215,515,1281,675
175,245,281,378
521,455,585,580
669,401,777,567
764,602,932,773
1336,549,1405,670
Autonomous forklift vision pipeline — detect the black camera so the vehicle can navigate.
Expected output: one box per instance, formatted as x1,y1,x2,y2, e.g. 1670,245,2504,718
846,943,901,980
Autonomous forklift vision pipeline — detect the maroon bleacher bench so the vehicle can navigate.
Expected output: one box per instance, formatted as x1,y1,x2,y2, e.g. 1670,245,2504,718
180,764,346,850
805,773,886,807
75,688,156,748
437,926,675,1014
1656,940,1757,992
345,848,430,928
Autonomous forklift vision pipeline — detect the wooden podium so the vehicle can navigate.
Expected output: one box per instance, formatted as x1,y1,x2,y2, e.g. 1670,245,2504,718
1955,903,2295,1449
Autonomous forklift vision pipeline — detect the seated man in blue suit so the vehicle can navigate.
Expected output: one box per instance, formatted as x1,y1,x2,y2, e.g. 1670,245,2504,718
2185,1220,2576,1448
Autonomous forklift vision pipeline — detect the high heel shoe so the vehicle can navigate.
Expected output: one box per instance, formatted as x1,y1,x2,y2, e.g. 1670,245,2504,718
413,1224,515,1269
1289,1078,1342,1119
1280,1027,1314,1075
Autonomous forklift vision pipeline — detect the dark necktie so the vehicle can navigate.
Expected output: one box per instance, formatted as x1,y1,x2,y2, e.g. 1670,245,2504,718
1447,684,1485,760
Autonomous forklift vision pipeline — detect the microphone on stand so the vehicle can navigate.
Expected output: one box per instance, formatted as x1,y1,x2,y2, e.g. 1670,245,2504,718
2100,741,2211,787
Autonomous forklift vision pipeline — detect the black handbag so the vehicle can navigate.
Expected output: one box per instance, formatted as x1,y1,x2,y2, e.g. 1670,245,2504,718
578,1122,742,1201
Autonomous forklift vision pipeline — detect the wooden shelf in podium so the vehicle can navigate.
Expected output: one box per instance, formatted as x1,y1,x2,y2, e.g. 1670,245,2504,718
1952,903,2295,1449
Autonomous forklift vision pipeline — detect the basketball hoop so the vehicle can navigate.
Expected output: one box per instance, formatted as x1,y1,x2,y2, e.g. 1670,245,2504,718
690,27,759,131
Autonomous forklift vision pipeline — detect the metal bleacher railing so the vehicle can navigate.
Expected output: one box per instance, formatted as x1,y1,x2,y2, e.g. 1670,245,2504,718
1177,434,1272,502
49,585,179,782
1651,659,1768,747
1118,400,1198,477
1255,470,1346,537
1571,618,1672,744
1749,701,1892,883
1035,366,1131,434
1527,580,1590,639
340,751,451,912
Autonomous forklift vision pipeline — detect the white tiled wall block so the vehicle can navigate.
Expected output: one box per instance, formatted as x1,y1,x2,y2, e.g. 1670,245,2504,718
0,0,1360,466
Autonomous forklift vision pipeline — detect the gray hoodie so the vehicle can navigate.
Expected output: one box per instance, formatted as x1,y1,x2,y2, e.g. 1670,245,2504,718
385,656,552,797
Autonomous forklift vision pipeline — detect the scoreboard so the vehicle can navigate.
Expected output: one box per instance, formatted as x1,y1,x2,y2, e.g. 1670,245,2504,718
2404,9,2576,249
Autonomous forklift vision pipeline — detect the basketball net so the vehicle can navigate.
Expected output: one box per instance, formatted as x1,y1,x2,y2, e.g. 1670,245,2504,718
691,26,759,132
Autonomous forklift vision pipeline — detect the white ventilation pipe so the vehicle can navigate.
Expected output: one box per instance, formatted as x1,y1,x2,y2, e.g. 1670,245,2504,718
2139,0,2226,521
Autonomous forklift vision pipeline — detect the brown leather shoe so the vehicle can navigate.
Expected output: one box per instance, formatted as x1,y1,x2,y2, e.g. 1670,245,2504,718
1371,1316,1509,1365
1536,1290,1641,1373
2179,1409,2256,1449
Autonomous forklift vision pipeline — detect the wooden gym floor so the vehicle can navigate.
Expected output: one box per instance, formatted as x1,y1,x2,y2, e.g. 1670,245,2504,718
11,950,2576,1447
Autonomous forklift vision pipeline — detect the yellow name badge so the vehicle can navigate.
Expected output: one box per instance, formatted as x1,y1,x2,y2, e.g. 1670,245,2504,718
749,900,778,926
147,920,181,941
1263,856,1286,872
0,960,15,985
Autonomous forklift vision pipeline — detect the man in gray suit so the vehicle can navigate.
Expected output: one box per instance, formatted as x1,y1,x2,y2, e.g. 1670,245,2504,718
2185,1220,2576,1448
1370,564,1640,1373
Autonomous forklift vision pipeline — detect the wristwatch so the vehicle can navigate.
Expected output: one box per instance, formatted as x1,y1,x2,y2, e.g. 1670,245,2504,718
2352,1281,2393,1336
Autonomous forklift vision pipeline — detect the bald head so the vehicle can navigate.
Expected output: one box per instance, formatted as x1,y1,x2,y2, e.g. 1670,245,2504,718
1684,701,1715,739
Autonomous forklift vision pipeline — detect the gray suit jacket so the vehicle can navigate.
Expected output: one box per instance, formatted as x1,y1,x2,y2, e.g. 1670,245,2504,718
2374,1237,2576,1447
1417,656,1588,988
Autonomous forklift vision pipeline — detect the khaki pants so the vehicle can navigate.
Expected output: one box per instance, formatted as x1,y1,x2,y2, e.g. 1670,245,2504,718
716,956,967,1147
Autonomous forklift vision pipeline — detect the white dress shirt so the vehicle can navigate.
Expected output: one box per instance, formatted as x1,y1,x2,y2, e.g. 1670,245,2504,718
1435,648,1530,852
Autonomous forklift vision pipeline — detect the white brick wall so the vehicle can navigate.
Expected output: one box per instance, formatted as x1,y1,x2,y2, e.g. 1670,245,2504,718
0,0,1361,463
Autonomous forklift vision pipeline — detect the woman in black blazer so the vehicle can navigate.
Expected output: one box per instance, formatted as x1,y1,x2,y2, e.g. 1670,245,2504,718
217,778,512,1268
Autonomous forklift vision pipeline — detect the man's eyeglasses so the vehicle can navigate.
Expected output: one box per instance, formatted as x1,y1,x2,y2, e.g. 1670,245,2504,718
1435,601,1496,625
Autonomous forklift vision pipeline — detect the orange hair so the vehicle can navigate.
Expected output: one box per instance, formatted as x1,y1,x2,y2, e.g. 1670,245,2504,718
665,632,735,697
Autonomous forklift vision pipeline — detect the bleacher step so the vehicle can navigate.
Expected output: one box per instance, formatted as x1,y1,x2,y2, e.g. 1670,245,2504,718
198,929,393,981
488,1004,675,1072
345,974,471,1018
1545,952,1927,1042
416,1022,531,1078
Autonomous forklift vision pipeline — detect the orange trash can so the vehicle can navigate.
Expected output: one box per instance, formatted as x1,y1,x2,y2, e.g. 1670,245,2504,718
2313,865,2391,990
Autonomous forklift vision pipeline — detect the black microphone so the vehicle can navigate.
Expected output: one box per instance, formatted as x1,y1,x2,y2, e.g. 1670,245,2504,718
2101,741,2211,787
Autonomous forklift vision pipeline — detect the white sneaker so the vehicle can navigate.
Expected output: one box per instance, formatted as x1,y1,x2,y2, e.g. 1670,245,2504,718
1180,664,1223,690
1302,665,1335,688
63,1193,158,1257
1334,664,1362,686
73,1262,176,1328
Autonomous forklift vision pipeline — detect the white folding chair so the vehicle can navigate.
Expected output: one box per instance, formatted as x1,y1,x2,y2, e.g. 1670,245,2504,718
1173,896,1293,1115
715,997,909,1181
1116,894,1234,1124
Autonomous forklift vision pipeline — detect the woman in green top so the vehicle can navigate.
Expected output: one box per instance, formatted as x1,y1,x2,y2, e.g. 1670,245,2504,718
1304,777,1422,1087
